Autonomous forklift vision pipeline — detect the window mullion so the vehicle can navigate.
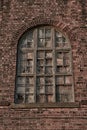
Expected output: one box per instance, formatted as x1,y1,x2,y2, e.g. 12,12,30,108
52,28,56,102
34,29,37,103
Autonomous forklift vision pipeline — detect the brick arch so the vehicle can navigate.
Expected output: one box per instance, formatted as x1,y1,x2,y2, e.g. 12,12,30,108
11,17,76,48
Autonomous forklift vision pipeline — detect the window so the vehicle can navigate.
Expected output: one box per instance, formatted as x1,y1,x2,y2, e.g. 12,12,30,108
15,26,74,104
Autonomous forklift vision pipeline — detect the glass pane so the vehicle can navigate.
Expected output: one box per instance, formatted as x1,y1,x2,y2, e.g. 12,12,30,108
56,52,63,59
45,59,52,66
47,95,53,102
45,29,51,38
17,77,26,84
38,39,45,47
37,77,45,85
65,66,71,73
28,77,34,84
65,76,72,84
17,87,25,93
56,76,64,85
37,51,44,58
37,85,45,94
26,86,34,94
16,94,25,103
27,31,33,42
45,38,51,48
46,85,53,94
37,66,44,74
45,77,53,85
45,51,52,58
38,28,44,38
37,95,46,103
20,39,27,49
56,59,63,66
27,41,33,48
56,66,63,73
56,31,62,37
45,66,52,74
20,52,27,60
27,52,33,59
26,66,33,73
27,59,33,66
37,59,44,66
26,94,35,103
60,93,70,102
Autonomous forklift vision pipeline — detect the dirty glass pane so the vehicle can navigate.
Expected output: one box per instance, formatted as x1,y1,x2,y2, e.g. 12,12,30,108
47,95,53,102
65,76,72,84
26,94,35,103
45,51,52,58
37,66,44,74
16,94,25,103
56,76,64,85
45,38,52,48
37,59,44,66
45,59,52,66
37,85,45,94
37,51,44,58
38,39,45,47
36,95,46,103
45,66,52,74
27,52,33,59
17,87,25,94
46,85,53,94
45,28,51,38
38,28,45,38
37,77,45,85
45,77,53,85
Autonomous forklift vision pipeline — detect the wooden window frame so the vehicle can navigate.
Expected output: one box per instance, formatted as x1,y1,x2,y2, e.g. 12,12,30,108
15,26,75,105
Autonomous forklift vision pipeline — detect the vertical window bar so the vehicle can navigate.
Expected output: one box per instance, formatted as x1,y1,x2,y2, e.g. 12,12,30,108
52,28,56,102
34,29,37,103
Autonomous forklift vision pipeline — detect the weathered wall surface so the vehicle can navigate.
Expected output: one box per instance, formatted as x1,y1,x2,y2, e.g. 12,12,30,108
0,0,87,129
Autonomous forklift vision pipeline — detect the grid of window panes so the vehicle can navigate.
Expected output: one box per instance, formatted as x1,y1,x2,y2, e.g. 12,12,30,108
15,26,74,104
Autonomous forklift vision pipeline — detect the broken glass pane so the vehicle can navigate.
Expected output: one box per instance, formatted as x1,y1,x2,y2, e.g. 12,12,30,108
38,39,45,47
17,94,25,103
45,51,52,58
56,59,63,66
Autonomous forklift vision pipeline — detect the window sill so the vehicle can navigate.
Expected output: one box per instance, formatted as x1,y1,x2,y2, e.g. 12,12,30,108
10,102,80,109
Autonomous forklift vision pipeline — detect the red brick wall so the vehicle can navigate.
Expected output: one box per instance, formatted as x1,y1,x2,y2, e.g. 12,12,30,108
0,0,87,129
